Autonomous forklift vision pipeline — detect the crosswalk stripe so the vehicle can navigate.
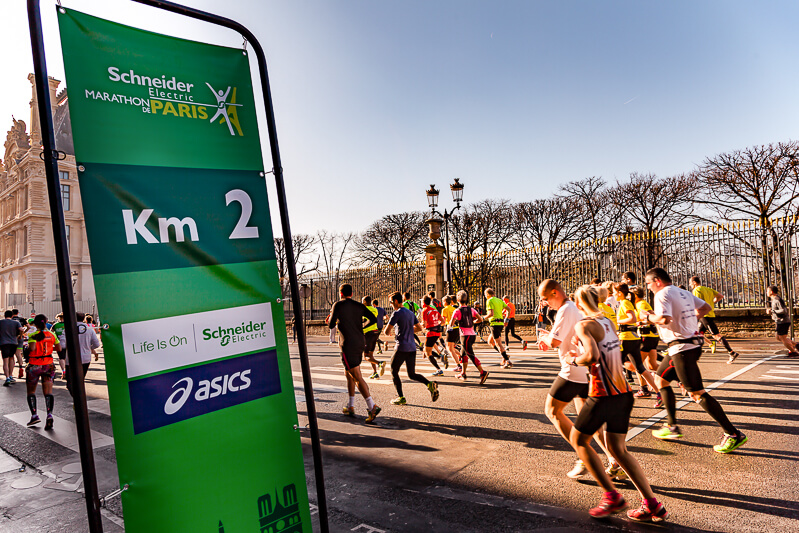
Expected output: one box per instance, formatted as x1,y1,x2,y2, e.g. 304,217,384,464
4,412,114,452
758,375,799,380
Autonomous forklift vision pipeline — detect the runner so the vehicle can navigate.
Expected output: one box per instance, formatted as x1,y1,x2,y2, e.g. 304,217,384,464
65,312,100,398
537,279,614,480
642,268,748,453
689,277,740,363
567,285,668,522
441,295,462,374
503,295,528,350
448,290,489,384
51,313,67,379
630,286,663,407
614,283,660,399
372,299,387,354
402,292,422,349
25,314,61,429
1,311,23,386
383,292,440,405
328,284,381,424
325,312,336,344
766,285,799,357
596,286,617,328
11,309,28,379
601,281,619,311
421,296,447,376
361,296,386,380
484,288,512,368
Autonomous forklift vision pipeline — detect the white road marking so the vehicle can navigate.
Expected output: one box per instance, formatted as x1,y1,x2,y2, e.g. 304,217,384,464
293,380,346,394
4,412,114,451
758,375,799,381
101,507,125,528
351,524,386,533
626,354,783,441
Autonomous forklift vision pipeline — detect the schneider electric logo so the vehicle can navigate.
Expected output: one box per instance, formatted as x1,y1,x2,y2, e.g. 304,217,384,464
129,350,280,434
203,320,270,348
121,303,275,379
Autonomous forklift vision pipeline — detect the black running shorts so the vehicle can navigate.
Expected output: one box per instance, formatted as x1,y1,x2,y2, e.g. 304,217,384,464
776,322,791,336
446,329,460,343
657,346,704,392
491,325,504,339
364,331,379,352
574,392,634,435
699,317,720,336
425,336,440,348
641,336,659,352
0,344,16,359
340,350,363,371
621,339,646,373
548,376,589,403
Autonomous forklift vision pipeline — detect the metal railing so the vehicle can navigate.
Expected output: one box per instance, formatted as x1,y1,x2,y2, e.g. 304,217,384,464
281,217,799,319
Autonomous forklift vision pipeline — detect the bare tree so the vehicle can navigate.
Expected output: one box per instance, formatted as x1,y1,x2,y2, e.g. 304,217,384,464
557,176,623,241
274,234,318,293
316,230,356,307
448,199,515,299
608,172,694,271
694,141,799,224
694,141,799,292
351,211,427,266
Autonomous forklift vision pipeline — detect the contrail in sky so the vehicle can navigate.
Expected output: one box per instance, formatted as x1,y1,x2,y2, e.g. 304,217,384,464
623,96,639,105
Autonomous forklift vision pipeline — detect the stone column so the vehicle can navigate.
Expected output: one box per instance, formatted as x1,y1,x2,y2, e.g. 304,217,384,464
424,243,446,298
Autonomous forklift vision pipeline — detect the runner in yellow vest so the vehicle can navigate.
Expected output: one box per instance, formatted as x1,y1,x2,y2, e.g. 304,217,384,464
689,277,740,364
361,296,386,380
614,283,660,400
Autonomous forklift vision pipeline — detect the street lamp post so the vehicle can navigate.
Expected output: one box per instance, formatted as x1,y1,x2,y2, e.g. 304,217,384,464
425,178,464,294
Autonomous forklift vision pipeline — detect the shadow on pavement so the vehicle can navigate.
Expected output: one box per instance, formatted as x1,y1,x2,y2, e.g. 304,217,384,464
652,484,799,519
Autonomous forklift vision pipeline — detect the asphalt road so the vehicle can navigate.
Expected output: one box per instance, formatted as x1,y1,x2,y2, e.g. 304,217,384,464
294,335,799,533
0,336,796,532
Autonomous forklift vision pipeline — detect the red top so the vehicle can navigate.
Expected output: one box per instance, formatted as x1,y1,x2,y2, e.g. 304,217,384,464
422,306,442,337
505,301,516,318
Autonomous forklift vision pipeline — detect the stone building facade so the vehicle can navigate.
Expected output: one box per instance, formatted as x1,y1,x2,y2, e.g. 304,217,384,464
0,75,94,311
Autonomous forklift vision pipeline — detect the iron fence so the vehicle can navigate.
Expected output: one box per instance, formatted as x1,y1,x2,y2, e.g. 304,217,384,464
281,217,799,320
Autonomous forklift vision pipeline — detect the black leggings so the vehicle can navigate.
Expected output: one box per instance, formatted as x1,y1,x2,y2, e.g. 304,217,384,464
390,350,429,397
505,318,523,344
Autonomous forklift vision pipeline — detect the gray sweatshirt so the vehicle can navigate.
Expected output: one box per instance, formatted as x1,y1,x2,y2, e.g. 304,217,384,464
770,295,791,325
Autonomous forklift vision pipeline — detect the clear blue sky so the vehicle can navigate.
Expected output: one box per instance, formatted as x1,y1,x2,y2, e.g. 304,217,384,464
3,1,798,235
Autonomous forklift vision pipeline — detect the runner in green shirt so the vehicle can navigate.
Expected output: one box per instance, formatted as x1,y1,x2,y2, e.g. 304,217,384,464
483,288,512,368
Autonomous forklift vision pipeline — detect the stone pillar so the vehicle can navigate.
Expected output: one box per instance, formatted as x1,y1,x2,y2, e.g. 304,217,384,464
424,243,446,298
27,73,41,148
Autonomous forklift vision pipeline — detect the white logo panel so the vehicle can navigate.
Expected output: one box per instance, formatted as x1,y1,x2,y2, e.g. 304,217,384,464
122,302,275,378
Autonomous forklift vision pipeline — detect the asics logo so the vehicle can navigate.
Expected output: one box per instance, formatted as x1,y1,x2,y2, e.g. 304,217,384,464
164,377,193,415
163,371,252,415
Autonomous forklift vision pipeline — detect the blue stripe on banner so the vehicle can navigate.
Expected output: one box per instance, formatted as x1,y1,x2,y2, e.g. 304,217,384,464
129,349,281,434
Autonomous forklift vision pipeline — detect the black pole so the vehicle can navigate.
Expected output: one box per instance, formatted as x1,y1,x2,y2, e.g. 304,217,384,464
126,1,329,529
26,2,104,532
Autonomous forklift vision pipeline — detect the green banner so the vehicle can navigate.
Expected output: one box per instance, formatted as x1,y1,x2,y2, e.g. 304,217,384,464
58,8,311,533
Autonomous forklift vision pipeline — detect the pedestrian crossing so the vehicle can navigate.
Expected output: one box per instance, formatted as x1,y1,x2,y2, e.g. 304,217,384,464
3,412,114,452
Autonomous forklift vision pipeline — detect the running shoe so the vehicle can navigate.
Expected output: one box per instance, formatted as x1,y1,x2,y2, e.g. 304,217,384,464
710,340,717,354
788,352,799,358
506,361,513,369
2,378,10,387
390,397,407,405
379,361,386,376
652,425,683,440
566,460,587,479
457,373,467,381
634,389,651,398
605,462,627,481
523,340,528,351
8,377,16,383
44,415,54,431
589,492,627,518
479,371,489,385
454,365,462,374
365,405,381,424
342,406,355,417
627,500,669,522
431,369,444,377
27,415,41,427
654,394,663,409
726,352,739,364
18,369,23,379
369,372,379,380
428,381,440,402
441,352,449,369
713,431,748,454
